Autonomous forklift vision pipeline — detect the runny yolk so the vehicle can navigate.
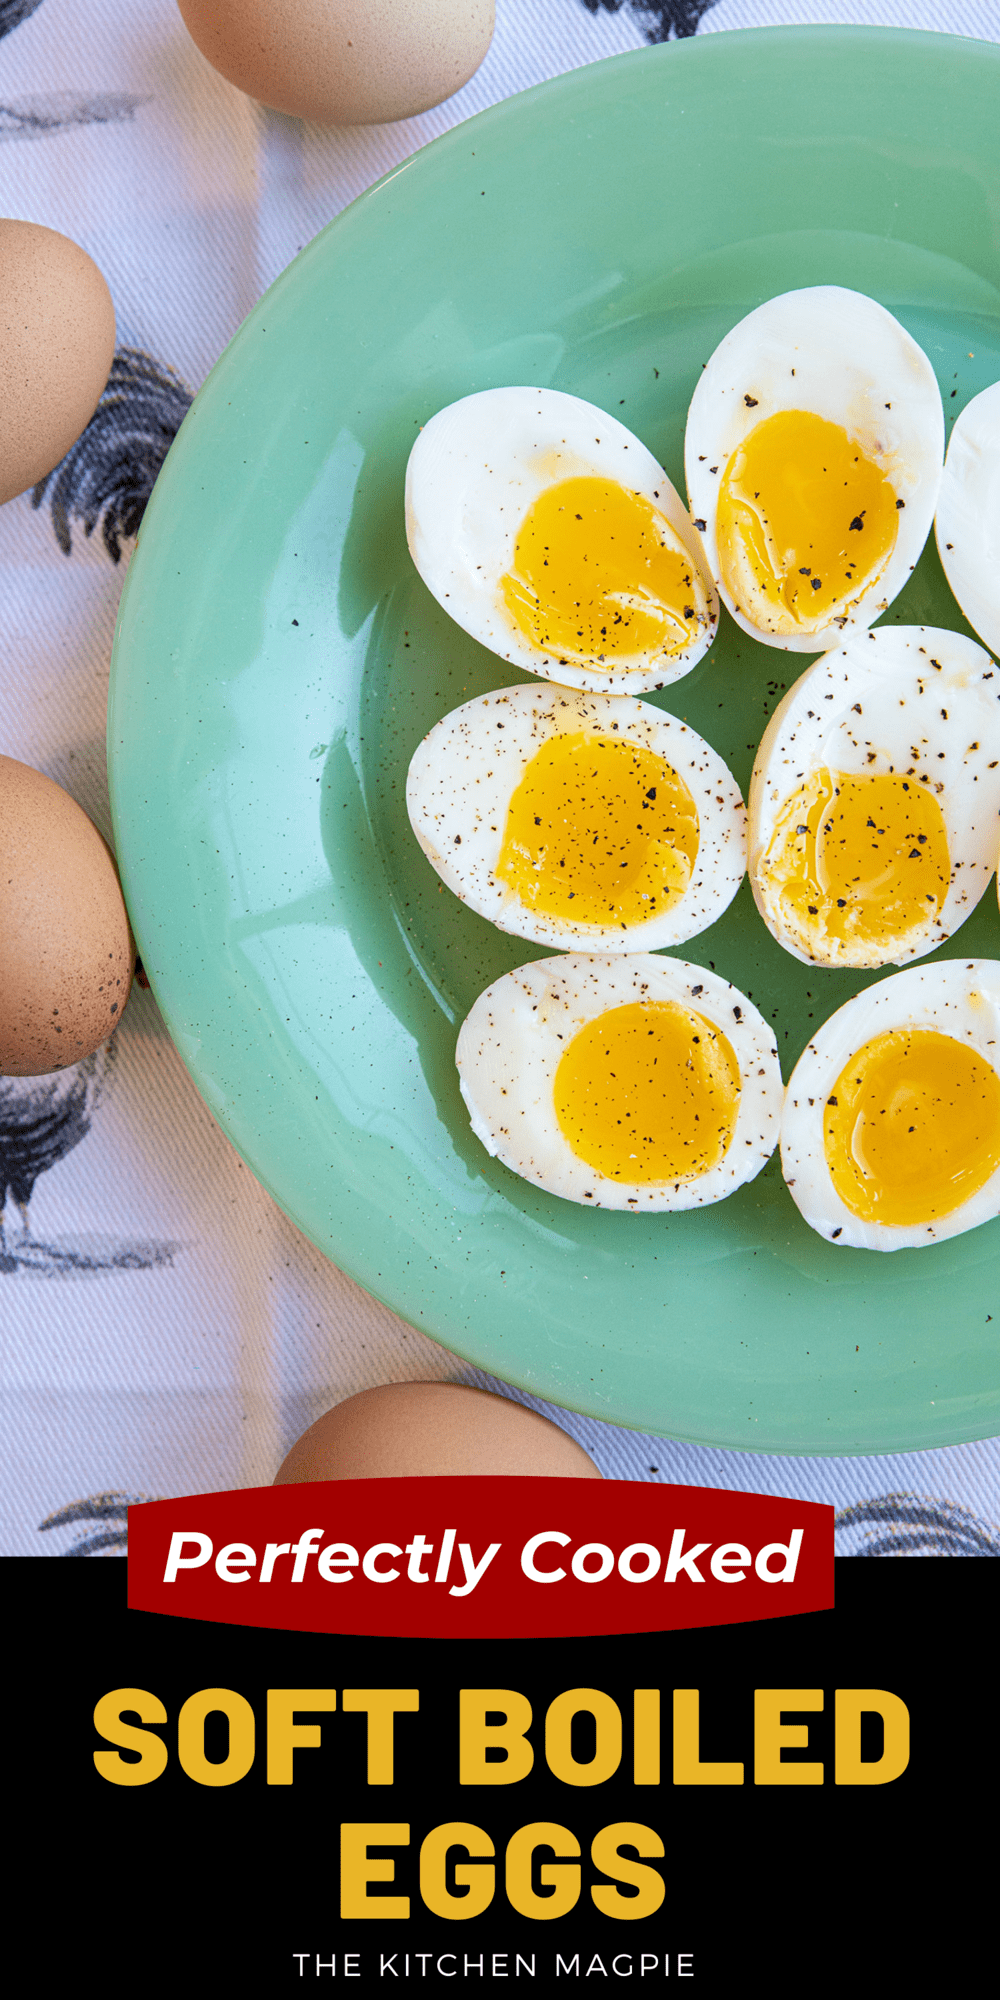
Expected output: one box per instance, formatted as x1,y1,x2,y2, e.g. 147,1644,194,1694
824,1028,1000,1226
495,732,700,927
716,410,899,635
758,768,949,963
553,1000,741,1183
499,475,710,668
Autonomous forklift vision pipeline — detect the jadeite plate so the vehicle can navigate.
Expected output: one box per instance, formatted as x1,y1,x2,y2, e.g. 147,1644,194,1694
108,28,1000,1454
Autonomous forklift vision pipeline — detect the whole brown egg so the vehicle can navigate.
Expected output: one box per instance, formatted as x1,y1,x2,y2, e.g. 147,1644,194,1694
0,221,116,507
0,757,134,1075
176,0,494,126
274,1382,602,1481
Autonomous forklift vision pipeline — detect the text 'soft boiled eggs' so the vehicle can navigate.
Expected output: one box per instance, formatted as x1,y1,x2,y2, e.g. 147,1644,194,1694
405,387,718,694
782,960,1000,1252
935,380,1000,657
406,685,745,952
748,626,1000,971
456,955,783,1211
685,287,943,651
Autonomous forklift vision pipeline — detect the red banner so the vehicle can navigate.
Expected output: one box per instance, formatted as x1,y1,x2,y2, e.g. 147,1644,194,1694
128,1478,833,1636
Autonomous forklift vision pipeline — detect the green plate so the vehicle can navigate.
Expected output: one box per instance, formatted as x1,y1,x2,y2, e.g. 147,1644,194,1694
108,27,1000,1454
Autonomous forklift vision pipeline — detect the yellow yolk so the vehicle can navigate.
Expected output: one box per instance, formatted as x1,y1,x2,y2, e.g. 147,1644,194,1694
716,410,899,635
553,1000,741,1182
758,768,949,963
499,475,710,667
824,1028,1000,1226
495,732,699,927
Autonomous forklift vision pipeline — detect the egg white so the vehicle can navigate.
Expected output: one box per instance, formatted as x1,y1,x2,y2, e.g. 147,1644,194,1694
748,625,1000,969
456,954,783,1211
935,379,1000,657
407,684,746,952
782,959,1000,1251
405,386,718,694
685,286,943,651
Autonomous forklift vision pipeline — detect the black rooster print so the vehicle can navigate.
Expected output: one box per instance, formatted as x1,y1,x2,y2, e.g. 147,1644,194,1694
39,1492,157,1556
835,1494,1000,1557
32,347,193,561
0,1043,179,1276
0,1049,112,1266
581,0,719,42
0,0,46,38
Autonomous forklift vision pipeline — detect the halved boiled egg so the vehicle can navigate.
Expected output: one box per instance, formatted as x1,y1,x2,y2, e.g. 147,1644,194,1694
407,684,745,952
456,954,783,1210
782,960,1000,1251
935,379,1000,657
748,626,1000,970
405,387,718,694
685,287,943,650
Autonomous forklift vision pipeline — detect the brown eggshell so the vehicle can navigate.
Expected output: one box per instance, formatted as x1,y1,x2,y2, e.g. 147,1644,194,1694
274,1382,602,1482
0,757,134,1075
177,0,494,126
0,220,116,507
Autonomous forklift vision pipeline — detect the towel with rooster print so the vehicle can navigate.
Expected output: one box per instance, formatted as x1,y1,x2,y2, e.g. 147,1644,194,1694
1,0,998,1556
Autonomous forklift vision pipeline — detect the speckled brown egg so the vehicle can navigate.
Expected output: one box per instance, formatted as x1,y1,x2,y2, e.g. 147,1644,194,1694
274,1382,602,1481
0,757,134,1076
0,220,116,507
176,0,494,126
